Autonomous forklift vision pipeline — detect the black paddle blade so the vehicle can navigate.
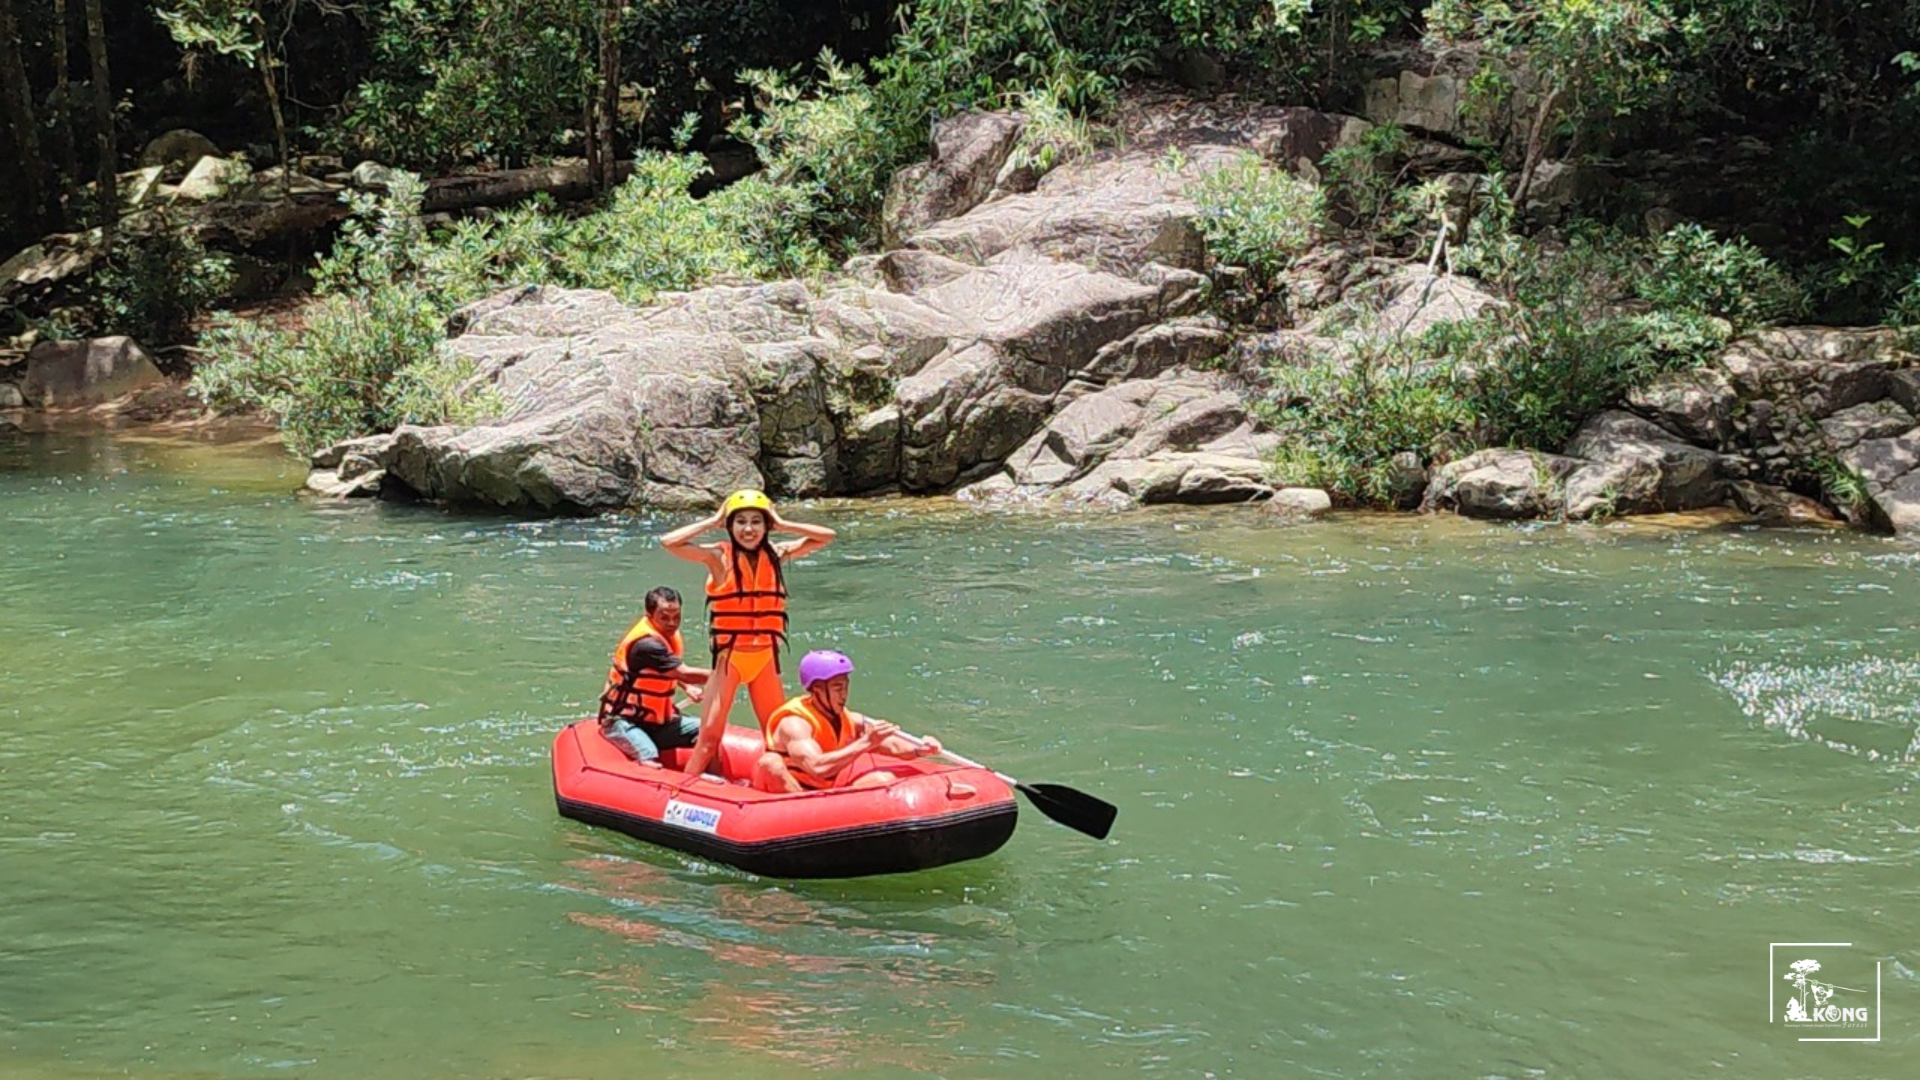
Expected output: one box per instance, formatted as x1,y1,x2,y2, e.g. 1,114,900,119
1017,782,1117,840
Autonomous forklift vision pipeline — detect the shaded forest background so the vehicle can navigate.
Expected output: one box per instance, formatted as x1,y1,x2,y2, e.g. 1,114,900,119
4,0,1918,275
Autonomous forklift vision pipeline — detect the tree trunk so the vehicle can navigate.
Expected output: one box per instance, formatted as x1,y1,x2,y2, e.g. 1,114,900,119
83,0,114,235
590,0,623,193
51,0,78,226
260,58,291,201
1511,85,1562,212
0,0,48,233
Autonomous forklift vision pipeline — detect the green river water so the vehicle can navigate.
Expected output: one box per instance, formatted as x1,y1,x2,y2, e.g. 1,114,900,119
2,427,1917,1079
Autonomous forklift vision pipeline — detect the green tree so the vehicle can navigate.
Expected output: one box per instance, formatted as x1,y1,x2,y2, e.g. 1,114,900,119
0,0,48,234
158,0,295,197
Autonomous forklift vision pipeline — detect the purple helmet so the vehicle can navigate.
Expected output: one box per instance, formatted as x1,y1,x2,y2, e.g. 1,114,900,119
799,649,854,689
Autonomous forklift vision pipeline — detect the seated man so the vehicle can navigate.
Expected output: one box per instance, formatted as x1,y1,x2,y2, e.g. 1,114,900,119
751,649,946,793
597,586,711,765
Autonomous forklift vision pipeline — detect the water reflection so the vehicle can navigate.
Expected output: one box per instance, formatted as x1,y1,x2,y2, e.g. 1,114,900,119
559,855,997,1070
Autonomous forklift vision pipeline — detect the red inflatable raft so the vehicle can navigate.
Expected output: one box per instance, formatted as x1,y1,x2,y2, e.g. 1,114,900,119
551,719,1019,878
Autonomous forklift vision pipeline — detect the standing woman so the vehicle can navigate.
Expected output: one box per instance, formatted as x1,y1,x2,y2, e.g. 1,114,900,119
661,489,836,777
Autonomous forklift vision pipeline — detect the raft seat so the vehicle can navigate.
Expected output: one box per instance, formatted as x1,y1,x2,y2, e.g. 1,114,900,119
577,720,755,783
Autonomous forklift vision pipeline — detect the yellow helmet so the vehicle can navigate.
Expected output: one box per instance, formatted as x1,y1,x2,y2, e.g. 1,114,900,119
721,489,774,520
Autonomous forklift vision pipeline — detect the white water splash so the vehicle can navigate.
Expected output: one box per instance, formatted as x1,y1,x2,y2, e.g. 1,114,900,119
1714,657,1920,762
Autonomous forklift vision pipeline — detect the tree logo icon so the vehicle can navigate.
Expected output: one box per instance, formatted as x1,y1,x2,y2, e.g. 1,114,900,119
1770,944,1881,1042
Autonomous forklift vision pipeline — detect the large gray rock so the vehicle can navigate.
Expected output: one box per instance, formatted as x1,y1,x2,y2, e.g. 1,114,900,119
0,383,23,409
1268,487,1333,520
882,112,1025,249
1727,480,1842,525
998,370,1248,492
138,129,220,171
894,260,1201,490
1422,448,1580,520
1562,411,1726,518
1111,451,1274,505
1819,399,1915,450
1080,316,1230,384
1719,328,1899,418
1627,366,1737,447
900,102,1362,283
1363,69,1469,139
904,164,1208,281
22,337,166,407
172,155,250,202
1359,266,1501,343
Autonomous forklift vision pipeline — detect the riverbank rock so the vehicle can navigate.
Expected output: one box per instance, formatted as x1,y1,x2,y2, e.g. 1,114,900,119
882,111,1025,249
138,129,221,173
1561,411,1727,519
960,368,1266,503
311,95,1381,512
1267,487,1334,520
1422,449,1580,520
22,337,166,408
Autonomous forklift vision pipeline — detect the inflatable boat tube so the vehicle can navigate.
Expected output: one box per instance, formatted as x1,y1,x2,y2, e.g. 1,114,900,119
551,719,1019,878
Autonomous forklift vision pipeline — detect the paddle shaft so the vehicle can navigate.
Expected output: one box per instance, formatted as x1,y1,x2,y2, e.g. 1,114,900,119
898,734,1016,783
898,733,1117,840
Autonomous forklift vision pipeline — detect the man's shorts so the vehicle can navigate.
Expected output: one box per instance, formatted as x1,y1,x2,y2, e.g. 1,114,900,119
603,715,702,763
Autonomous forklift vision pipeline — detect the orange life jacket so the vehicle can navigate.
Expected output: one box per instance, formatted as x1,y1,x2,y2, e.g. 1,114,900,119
765,693,851,790
597,616,682,724
705,542,788,663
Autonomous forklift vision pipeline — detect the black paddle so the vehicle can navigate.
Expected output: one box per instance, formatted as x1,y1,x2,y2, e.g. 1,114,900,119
904,736,1117,840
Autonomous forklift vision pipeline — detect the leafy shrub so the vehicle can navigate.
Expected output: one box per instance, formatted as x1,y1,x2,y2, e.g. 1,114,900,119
1319,122,1412,233
732,54,910,250
1261,334,1474,504
90,211,235,346
192,283,493,456
194,154,829,454
1637,224,1803,331
1191,152,1322,320
1434,228,1735,451
704,175,832,282
1007,80,1101,178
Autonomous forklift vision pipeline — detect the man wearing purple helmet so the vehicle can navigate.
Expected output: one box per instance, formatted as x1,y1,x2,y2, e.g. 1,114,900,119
750,649,946,793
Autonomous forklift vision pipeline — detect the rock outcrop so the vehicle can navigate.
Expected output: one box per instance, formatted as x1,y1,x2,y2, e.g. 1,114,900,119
22,338,167,408
315,96,1371,513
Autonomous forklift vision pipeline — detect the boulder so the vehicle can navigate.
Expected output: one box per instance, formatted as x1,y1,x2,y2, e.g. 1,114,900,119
0,383,23,409
881,112,1025,248
1819,399,1915,450
1561,411,1726,518
1080,316,1231,383
1112,451,1274,505
121,165,165,209
1718,328,1899,419
904,169,1207,281
305,468,384,498
895,260,1198,490
1727,480,1843,525
22,338,165,408
1363,266,1501,343
1362,69,1469,140
138,129,220,172
999,370,1247,491
1627,366,1737,447
1267,487,1333,520
173,155,250,202
1422,448,1580,520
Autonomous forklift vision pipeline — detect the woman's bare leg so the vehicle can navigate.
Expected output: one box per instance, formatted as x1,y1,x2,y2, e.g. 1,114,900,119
683,656,739,777
744,664,787,731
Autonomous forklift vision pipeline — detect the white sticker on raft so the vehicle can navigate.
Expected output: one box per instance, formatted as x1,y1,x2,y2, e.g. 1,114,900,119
663,799,723,834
